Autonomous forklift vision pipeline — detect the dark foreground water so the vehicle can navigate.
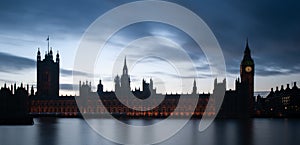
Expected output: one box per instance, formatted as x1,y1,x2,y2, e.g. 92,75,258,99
1,118,300,145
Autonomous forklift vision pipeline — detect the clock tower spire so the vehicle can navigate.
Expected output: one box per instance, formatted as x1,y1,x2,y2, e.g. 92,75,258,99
240,39,255,116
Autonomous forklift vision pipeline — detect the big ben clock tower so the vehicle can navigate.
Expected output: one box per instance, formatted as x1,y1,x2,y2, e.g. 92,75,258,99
240,40,255,116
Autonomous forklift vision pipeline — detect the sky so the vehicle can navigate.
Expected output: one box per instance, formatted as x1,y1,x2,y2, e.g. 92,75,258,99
0,0,299,96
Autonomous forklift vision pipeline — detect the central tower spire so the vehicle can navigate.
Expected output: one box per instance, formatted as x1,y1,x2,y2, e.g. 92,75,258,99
123,56,128,75
121,56,131,92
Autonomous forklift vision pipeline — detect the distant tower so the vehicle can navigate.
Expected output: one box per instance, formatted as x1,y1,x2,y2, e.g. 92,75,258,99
114,75,121,92
120,57,131,91
149,78,156,94
149,78,154,91
36,40,60,98
97,80,103,94
192,79,197,94
240,39,255,116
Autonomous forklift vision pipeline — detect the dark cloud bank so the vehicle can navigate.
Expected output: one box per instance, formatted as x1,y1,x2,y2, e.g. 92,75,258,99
0,0,299,80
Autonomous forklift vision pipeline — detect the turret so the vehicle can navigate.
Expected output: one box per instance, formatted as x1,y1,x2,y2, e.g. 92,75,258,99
293,82,298,90
150,78,153,90
44,51,47,58
280,85,284,92
11,84,13,94
56,51,60,63
275,86,279,94
50,47,53,60
97,80,103,94
286,84,290,90
30,85,34,96
267,88,275,98
114,75,120,91
14,83,16,93
27,84,29,94
214,78,217,88
223,78,226,84
37,48,41,61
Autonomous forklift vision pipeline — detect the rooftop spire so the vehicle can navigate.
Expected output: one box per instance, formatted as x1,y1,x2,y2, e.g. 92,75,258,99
245,38,250,54
124,56,127,68
242,38,253,63
192,78,197,94
123,56,128,75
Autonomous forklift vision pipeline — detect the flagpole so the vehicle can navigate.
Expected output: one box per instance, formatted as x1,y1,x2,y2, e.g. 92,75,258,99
47,35,50,53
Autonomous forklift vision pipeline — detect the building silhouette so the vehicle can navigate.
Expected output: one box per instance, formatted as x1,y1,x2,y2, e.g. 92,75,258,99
29,40,259,118
240,40,255,115
76,41,255,118
0,83,33,124
218,40,255,118
36,48,60,98
79,58,214,118
3,37,300,123
12,38,299,120
31,46,78,117
256,82,300,117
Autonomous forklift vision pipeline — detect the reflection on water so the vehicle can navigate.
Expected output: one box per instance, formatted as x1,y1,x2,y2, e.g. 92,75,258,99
0,118,300,145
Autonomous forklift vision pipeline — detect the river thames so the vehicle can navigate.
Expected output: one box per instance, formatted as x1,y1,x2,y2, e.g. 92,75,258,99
0,118,299,145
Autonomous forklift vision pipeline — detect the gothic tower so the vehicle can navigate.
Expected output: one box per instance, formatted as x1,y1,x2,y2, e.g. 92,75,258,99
192,79,197,94
120,57,131,91
240,40,255,116
36,47,60,98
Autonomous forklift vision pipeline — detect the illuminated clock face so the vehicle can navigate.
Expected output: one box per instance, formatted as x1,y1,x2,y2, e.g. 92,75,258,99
245,66,252,72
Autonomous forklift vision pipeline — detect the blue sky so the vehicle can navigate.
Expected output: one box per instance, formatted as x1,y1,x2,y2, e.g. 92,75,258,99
0,0,299,96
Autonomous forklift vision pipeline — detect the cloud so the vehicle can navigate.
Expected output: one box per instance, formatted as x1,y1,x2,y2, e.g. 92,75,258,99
60,69,91,77
0,79,16,84
0,52,35,73
169,0,300,78
0,52,91,78
0,0,300,86
256,65,300,76
149,71,211,79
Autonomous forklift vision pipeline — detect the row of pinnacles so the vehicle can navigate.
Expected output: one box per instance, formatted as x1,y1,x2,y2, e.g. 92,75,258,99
0,83,34,124
256,82,300,117
78,58,158,99
267,82,299,98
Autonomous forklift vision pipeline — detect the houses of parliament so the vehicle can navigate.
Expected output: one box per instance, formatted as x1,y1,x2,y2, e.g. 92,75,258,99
1,40,300,124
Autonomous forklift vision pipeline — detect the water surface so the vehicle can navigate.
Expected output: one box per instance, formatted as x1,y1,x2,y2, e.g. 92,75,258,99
0,118,299,145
